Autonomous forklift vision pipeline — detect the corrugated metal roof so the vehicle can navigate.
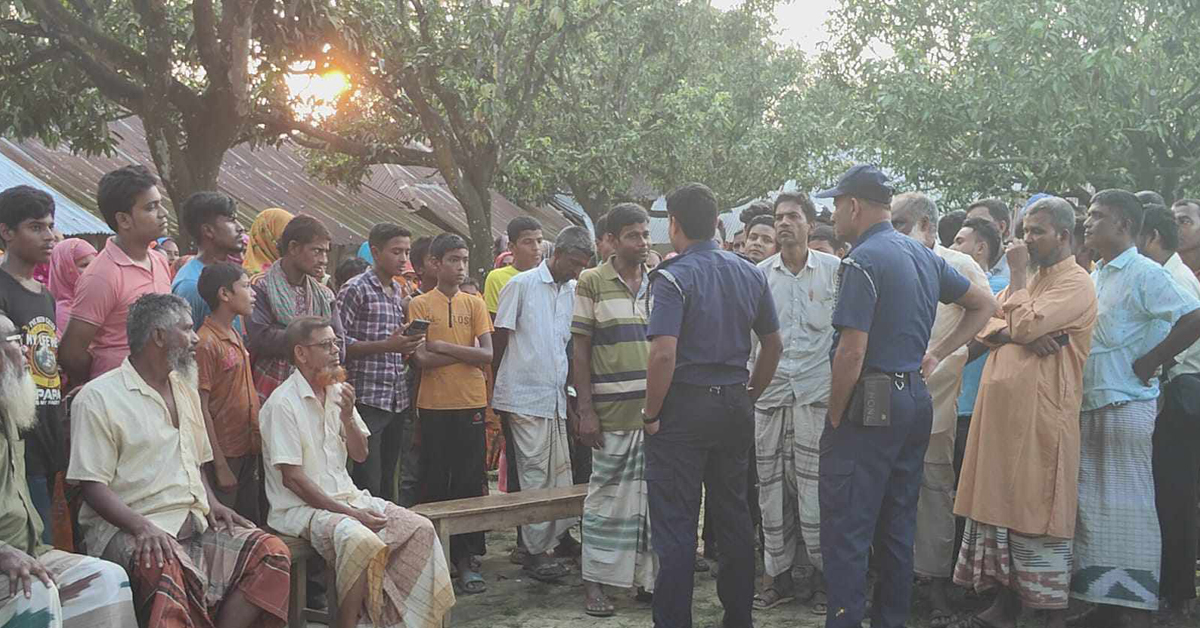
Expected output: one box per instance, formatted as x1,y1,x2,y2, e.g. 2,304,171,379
0,150,113,236
0,118,567,246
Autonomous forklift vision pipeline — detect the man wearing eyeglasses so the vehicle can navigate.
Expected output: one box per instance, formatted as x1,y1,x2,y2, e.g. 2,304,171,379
260,316,455,628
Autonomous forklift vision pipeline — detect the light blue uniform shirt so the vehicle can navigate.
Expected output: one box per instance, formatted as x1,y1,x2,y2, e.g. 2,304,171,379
1082,246,1200,411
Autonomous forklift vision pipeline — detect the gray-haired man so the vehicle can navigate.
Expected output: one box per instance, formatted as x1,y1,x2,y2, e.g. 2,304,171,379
492,227,594,582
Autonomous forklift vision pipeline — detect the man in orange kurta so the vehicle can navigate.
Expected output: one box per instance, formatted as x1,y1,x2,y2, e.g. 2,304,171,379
952,198,1098,628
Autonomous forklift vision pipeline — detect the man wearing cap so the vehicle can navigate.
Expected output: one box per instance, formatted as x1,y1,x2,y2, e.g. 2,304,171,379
816,165,995,628
642,183,782,628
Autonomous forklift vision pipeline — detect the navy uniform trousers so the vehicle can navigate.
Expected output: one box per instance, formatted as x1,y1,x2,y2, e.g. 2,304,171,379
647,382,756,628
820,372,932,628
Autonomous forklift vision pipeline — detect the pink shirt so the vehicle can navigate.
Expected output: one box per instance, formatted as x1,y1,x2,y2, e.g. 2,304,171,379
70,238,171,379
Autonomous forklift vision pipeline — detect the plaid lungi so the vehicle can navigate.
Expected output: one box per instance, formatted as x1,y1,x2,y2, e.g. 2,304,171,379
755,400,823,578
954,519,1073,609
582,429,657,590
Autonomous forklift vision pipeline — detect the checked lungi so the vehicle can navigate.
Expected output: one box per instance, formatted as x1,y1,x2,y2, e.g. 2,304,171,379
954,519,1073,609
582,429,657,591
306,497,455,628
1071,400,1161,610
507,412,579,555
755,400,823,577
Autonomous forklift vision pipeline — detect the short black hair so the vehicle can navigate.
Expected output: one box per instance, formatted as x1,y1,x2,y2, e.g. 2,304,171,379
285,316,333,365
937,210,967,248
506,217,542,243
335,256,370,288
666,183,718,241
97,164,158,230
197,262,247,312
0,185,55,232
368,223,411,249
1174,198,1200,212
748,214,775,232
773,192,817,223
1092,189,1145,234
1140,205,1179,251
593,213,609,240
279,215,331,255
1136,190,1166,208
461,276,480,292
181,191,237,242
967,198,1011,229
740,200,774,226
411,235,433,270
808,225,844,250
961,217,1003,266
431,233,468,260
604,203,648,237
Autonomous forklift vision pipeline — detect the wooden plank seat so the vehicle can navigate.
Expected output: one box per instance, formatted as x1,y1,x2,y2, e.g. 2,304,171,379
411,485,589,627
280,534,338,628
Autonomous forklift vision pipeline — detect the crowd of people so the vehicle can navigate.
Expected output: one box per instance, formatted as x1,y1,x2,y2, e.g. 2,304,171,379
0,160,1197,628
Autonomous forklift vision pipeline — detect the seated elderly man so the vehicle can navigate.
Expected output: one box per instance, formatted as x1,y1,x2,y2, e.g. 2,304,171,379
0,313,137,627
260,316,454,628
66,294,291,628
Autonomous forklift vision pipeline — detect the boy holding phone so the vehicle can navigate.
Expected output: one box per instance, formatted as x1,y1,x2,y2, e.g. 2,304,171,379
410,233,495,594
337,223,425,503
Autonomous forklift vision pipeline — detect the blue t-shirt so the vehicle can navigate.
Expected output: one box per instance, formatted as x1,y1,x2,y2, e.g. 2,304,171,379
831,222,971,373
956,272,1010,417
647,240,780,385
171,257,243,333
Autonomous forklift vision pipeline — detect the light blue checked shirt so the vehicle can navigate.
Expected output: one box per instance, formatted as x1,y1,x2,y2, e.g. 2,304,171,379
1083,246,1200,411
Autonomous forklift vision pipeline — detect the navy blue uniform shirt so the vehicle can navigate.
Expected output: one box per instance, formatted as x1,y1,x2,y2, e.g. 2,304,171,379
832,222,970,373
647,240,780,385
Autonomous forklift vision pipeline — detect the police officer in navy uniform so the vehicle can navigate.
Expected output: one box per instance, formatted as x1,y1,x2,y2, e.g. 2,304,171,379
815,166,995,628
642,183,783,628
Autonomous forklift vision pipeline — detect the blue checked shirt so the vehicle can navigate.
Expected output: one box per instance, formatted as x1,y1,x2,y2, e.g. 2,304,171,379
336,270,411,413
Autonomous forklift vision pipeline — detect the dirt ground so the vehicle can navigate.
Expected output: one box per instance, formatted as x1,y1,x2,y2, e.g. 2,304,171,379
445,526,1196,628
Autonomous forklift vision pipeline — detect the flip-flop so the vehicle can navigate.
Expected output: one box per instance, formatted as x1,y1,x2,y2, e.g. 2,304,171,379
752,586,795,611
523,560,569,583
635,588,653,603
694,555,710,572
584,595,615,617
457,570,487,595
930,608,956,628
810,589,828,616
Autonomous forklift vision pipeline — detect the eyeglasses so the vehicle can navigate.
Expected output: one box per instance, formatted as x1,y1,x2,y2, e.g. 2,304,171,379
302,339,339,353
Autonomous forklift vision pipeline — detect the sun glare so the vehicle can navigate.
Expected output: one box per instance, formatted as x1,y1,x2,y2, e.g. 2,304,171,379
285,69,350,118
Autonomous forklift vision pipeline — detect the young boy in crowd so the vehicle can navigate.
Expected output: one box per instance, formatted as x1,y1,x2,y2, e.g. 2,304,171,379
196,261,263,522
410,233,494,594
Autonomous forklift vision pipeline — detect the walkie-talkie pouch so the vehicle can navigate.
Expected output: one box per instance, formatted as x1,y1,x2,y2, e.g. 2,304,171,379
845,372,893,428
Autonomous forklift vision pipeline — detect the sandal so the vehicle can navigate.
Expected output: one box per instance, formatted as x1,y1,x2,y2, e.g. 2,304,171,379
810,589,828,616
509,546,529,565
930,608,956,628
753,586,795,611
457,570,487,595
523,560,569,583
635,587,653,603
694,555,710,572
584,593,615,617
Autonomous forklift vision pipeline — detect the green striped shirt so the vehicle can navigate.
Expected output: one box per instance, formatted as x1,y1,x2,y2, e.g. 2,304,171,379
572,260,649,432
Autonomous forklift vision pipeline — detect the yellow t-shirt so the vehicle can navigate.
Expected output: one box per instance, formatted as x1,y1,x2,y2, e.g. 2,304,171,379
483,265,521,314
409,289,494,410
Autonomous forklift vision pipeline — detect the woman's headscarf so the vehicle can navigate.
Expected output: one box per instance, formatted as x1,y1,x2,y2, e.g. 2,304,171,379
242,208,294,274
48,239,98,335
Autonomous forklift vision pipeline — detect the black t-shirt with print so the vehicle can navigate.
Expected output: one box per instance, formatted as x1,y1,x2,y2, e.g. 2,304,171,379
0,269,61,477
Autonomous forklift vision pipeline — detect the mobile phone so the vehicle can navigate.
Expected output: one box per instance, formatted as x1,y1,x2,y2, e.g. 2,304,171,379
1054,333,1069,346
405,319,431,336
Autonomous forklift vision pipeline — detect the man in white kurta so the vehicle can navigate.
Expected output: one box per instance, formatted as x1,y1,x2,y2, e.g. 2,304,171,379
261,318,454,628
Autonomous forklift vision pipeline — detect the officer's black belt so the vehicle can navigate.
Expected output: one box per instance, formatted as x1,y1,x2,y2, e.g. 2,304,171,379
672,382,746,396
862,368,918,389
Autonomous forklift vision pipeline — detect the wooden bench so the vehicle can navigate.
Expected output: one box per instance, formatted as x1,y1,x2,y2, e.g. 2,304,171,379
412,485,589,627
280,535,338,628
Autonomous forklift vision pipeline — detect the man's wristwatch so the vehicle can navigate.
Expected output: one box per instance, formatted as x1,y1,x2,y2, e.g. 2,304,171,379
641,408,659,424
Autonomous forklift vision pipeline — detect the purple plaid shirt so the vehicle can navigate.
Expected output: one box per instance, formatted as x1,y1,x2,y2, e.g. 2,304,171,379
336,270,411,413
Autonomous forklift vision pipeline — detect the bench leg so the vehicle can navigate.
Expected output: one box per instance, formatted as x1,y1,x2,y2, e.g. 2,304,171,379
435,520,453,628
288,556,307,628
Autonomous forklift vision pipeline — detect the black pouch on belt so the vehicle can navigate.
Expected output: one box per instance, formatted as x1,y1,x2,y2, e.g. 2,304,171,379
844,372,893,427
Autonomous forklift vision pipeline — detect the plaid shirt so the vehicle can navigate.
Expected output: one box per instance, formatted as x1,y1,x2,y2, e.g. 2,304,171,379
336,270,411,413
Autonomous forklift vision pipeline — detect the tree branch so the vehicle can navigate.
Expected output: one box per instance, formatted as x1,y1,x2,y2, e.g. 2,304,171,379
191,0,224,79
256,112,439,168
0,47,66,74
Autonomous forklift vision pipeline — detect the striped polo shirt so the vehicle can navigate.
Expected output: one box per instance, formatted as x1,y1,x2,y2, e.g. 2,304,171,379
572,259,650,432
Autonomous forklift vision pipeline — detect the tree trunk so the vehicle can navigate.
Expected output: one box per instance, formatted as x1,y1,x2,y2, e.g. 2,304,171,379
450,177,497,281
142,117,227,252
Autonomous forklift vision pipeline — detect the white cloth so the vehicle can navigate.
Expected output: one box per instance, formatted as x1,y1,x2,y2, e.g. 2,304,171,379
66,358,214,556
1164,252,1200,376
493,262,575,419
755,400,824,577
506,412,579,554
751,250,839,410
259,369,374,536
